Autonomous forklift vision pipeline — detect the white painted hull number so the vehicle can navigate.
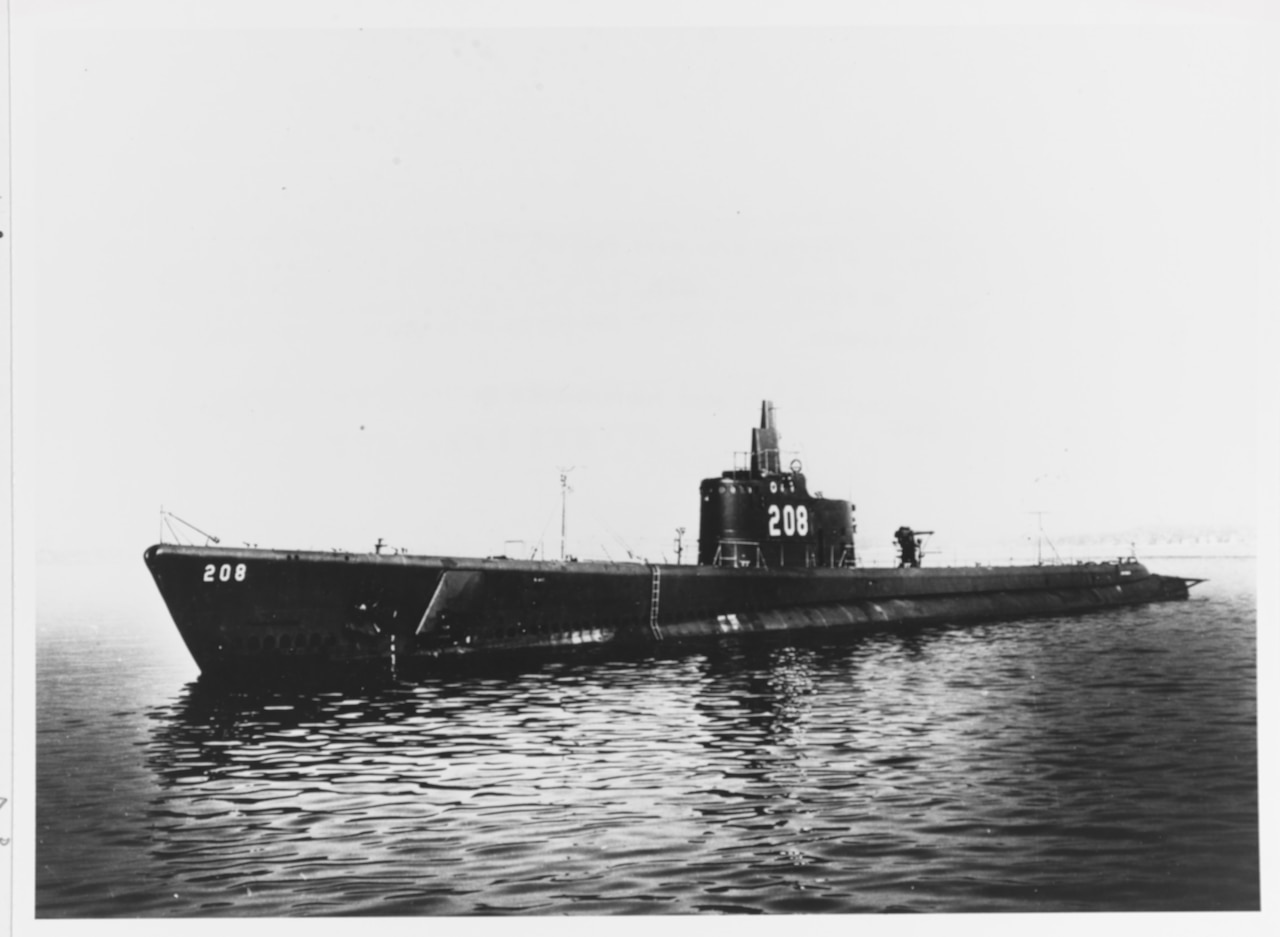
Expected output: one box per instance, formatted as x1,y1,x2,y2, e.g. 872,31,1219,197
203,563,247,583
766,504,809,538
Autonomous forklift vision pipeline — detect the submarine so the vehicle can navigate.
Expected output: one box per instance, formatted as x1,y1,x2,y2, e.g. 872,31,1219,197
144,402,1200,679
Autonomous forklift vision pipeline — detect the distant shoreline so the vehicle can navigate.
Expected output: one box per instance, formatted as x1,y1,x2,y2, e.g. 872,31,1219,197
1134,554,1256,560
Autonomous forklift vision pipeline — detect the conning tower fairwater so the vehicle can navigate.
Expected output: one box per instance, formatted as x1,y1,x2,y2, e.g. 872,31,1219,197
698,401,857,569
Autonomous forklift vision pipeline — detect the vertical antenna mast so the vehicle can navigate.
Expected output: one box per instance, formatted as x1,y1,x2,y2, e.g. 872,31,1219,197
558,467,574,561
1029,511,1045,565
1028,511,1058,565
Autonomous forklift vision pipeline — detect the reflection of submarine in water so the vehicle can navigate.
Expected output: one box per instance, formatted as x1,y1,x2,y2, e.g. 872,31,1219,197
144,401,1201,679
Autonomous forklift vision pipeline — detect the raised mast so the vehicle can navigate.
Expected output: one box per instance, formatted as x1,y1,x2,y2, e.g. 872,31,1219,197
558,467,573,561
750,400,781,477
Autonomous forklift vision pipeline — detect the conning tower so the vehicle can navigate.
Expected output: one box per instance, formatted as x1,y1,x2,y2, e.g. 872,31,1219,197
698,401,857,568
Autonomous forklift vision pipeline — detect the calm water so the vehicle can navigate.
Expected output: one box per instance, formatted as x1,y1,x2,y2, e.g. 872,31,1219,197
36,557,1258,915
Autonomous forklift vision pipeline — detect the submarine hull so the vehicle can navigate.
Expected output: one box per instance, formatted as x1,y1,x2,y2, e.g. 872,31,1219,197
144,544,1193,679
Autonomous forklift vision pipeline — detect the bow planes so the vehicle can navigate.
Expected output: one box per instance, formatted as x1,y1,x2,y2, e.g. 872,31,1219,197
144,402,1201,680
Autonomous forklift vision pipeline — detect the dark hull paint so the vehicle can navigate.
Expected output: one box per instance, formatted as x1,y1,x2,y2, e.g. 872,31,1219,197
143,544,1192,680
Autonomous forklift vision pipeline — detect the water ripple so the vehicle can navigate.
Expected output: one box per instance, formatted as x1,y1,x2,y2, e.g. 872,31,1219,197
37,558,1258,914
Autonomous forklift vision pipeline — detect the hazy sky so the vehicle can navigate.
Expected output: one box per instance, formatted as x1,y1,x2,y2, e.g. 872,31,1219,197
16,4,1272,568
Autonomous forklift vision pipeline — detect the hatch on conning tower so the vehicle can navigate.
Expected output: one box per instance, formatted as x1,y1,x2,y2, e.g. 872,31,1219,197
697,401,857,570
